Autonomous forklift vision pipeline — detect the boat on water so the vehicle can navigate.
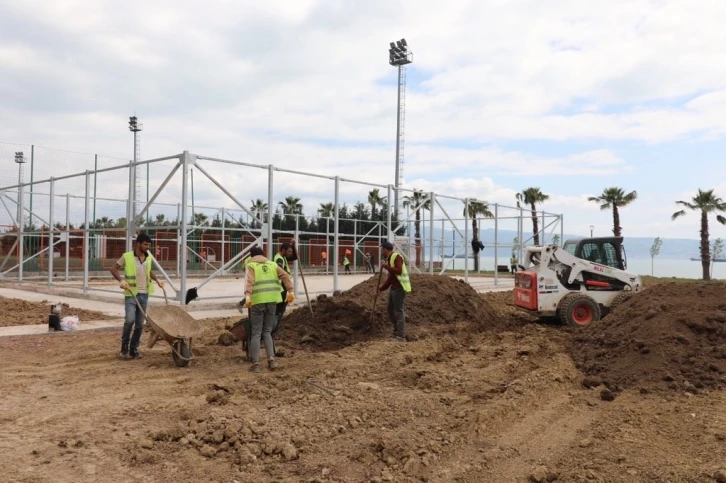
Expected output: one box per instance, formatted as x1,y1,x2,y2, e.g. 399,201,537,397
690,257,726,262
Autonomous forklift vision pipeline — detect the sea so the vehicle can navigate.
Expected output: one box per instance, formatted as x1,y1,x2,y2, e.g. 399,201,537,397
440,256,726,280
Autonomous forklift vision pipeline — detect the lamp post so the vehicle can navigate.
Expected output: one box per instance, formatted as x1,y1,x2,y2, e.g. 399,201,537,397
589,225,594,238
128,116,143,230
14,152,26,228
389,38,413,220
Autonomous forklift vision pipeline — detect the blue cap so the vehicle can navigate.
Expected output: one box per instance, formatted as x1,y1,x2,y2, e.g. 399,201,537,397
381,241,393,250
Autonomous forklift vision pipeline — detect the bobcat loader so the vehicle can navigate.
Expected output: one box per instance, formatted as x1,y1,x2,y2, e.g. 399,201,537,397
513,236,642,327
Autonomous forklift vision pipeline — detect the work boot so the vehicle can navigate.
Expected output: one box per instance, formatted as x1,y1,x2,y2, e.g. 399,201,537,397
249,363,261,373
129,351,142,360
119,343,130,359
268,359,279,371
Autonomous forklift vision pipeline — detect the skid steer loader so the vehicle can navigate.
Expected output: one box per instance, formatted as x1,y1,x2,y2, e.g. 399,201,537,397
513,236,642,327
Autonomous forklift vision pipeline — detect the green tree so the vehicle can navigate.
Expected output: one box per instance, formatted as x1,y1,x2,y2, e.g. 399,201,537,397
649,237,662,277
587,187,638,237
552,234,560,246
402,190,431,267
711,238,724,279
463,200,493,271
671,188,726,280
368,189,385,220
516,187,549,246
250,199,268,229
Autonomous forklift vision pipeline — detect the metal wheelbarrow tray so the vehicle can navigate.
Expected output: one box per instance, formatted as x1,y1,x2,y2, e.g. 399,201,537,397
131,289,205,367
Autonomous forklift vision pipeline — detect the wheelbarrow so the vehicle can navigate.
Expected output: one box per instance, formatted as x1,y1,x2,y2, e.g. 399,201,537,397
130,287,204,367
229,298,283,360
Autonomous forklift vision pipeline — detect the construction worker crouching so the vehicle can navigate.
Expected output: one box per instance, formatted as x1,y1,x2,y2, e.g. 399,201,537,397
378,241,412,341
109,232,165,360
244,246,294,373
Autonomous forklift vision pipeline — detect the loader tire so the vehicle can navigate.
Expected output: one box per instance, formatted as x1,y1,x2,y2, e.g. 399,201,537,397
559,293,601,328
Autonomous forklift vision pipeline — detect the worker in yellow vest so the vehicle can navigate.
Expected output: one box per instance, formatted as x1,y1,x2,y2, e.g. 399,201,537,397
377,241,412,341
109,233,165,359
273,241,297,335
244,246,294,373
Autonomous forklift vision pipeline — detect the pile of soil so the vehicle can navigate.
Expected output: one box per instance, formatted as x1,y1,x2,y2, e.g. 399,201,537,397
282,274,507,351
571,282,726,393
0,297,116,327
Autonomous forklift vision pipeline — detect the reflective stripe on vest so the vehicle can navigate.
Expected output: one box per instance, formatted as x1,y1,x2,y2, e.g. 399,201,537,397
249,261,283,305
123,251,155,297
389,252,412,293
343,256,350,266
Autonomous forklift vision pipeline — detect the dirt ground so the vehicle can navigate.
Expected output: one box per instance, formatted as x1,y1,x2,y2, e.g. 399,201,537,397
0,297,116,327
2,282,726,482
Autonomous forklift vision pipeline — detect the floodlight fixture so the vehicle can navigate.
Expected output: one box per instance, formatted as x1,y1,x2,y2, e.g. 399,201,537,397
388,37,412,66
388,38,413,218
14,151,25,164
128,115,143,132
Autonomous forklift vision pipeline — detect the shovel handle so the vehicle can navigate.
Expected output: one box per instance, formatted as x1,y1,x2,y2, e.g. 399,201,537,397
368,266,385,325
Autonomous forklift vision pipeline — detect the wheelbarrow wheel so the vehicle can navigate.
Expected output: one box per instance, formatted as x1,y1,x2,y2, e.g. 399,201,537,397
172,339,192,368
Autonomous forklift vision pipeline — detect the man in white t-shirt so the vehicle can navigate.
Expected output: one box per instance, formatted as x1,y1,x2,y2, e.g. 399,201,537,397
109,233,164,359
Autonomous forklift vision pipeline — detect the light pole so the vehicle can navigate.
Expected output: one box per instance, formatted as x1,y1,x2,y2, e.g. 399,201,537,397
14,152,25,228
389,38,413,220
128,116,143,229
589,225,594,238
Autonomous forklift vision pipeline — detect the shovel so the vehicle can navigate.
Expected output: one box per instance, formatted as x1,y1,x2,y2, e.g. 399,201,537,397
366,266,385,332
297,261,314,318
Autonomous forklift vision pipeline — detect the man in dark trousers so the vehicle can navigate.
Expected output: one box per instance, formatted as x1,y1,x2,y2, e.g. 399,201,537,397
273,241,297,342
377,241,412,341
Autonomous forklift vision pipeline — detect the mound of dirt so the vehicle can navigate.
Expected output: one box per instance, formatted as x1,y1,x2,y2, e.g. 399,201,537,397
571,282,726,393
282,274,508,351
0,297,116,327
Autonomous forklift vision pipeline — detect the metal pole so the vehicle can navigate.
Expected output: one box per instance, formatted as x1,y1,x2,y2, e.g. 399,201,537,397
126,161,133,250
494,204,499,285
179,152,191,302
267,165,274,259
560,214,564,246
429,192,435,274
519,206,524,264
83,171,90,293
294,214,300,297
394,65,402,220
220,207,226,275
387,184,393,241
17,171,23,284
353,218,357,274
65,193,70,281
325,216,329,274
28,145,34,225
464,198,469,283
176,202,181,276
333,176,340,292
93,154,97,228
542,211,546,244
48,178,54,287
132,130,137,224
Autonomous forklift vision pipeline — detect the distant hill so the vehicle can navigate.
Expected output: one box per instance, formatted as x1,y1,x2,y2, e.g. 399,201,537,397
408,227,710,260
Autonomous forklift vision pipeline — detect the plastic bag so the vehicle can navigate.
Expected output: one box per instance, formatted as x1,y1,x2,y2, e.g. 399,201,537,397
60,315,79,331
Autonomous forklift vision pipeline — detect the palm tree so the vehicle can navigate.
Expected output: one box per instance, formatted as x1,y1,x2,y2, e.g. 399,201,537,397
154,213,166,226
368,189,384,220
516,187,550,246
671,188,726,281
278,196,303,215
464,200,494,271
402,190,431,267
588,187,638,237
250,199,268,229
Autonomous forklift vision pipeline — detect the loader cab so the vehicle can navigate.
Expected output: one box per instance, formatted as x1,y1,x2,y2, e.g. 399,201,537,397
562,236,627,271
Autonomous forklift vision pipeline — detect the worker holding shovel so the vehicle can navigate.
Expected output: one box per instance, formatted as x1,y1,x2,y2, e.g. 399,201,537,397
110,233,165,360
272,241,298,352
244,247,294,373
378,241,412,341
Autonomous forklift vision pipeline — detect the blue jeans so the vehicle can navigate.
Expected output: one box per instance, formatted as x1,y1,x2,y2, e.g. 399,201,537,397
249,302,277,363
122,293,147,353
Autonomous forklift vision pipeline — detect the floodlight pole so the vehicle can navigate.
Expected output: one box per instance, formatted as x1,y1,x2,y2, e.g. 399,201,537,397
128,115,143,237
389,38,412,220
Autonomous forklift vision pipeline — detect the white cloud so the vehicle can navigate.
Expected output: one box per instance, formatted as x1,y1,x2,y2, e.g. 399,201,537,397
2,0,726,240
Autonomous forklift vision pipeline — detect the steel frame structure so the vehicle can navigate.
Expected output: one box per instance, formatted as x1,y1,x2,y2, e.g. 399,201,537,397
0,150,564,303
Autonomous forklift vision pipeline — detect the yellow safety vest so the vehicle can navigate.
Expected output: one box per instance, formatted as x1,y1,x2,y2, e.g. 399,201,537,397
389,252,411,293
123,251,155,296
249,261,283,305
273,253,290,274
343,256,350,266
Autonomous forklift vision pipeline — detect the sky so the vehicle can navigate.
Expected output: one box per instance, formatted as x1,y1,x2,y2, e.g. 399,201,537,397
1,0,726,241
